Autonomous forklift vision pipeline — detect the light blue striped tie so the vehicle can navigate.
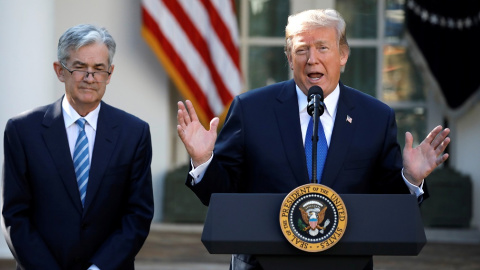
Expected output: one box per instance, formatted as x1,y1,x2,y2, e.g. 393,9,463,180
305,117,328,183
73,118,89,207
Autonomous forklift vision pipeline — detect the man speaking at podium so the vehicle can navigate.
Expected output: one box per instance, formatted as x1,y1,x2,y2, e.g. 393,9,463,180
177,9,450,270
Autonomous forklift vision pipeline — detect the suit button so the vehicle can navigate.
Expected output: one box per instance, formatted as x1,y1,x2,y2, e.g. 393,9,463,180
81,223,89,230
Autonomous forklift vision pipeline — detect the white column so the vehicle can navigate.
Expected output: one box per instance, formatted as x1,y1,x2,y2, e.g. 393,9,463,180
0,0,56,258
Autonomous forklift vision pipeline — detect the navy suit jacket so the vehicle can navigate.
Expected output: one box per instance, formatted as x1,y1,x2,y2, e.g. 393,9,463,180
188,79,421,205
2,97,154,270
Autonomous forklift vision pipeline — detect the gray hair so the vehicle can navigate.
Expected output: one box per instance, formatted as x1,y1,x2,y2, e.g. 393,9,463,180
57,24,116,66
284,9,350,57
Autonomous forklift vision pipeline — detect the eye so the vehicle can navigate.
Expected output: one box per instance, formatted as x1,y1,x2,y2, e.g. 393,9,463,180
295,48,307,55
317,45,328,51
74,65,86,70
94,64,107,71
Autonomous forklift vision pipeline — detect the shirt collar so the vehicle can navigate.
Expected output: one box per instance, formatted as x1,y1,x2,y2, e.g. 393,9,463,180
296,84,340,118
62,96,100,131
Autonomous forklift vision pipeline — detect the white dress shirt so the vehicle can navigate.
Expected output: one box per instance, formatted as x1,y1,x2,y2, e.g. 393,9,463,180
62,97,99,163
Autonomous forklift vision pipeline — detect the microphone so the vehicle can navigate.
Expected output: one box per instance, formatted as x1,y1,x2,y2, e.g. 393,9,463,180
306,86,325,184
307,85,325,117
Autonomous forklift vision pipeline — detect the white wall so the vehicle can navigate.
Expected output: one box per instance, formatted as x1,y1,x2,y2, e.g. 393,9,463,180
0,0,58,258
454,102,480,228
0,0,57,154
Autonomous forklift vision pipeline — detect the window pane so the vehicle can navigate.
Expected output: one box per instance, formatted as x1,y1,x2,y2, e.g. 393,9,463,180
248,0,289,37
395,108,427,150
382,45,425,102
248,46,289,90
341,47,377,97
385,0,405,42
336,0,377,38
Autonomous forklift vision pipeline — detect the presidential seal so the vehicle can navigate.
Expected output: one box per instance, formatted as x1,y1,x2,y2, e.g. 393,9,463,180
279,184,347,252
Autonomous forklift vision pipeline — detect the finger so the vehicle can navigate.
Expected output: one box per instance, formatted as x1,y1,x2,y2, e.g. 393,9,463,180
177,101,190,126
177,100,186,111
177,109,187,129
185,100,199,122
435,136,450,155
437,153,450,166
209,117,219,132
431,128,450,150
177,101,189,128
404,131,413,151
424,125,443,145
176,124,185,140
180,101,193,125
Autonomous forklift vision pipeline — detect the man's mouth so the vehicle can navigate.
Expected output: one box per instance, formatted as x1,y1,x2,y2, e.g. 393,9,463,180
81,87,97,91
308,72,323,82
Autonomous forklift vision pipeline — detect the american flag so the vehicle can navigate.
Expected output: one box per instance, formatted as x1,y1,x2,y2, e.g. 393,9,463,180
141,0,242,127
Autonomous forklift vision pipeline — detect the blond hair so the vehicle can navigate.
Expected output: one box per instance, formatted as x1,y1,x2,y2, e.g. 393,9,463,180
284,9,349,57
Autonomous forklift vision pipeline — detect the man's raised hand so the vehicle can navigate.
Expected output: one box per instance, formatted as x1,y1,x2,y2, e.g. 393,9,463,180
403,125,450,186
177,100,219,167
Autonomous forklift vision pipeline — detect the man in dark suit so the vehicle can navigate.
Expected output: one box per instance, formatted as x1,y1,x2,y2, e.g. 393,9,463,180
176,9,450,270
2,24,154,270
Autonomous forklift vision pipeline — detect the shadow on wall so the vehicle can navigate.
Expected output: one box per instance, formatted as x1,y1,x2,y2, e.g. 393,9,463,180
421,167,472,228
163,164,208,223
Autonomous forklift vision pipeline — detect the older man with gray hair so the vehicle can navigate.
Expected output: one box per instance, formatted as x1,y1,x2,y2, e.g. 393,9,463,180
2,24,154,270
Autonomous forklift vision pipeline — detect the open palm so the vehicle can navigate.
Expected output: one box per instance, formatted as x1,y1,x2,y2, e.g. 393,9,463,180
403,125,450,186
177,100,219,167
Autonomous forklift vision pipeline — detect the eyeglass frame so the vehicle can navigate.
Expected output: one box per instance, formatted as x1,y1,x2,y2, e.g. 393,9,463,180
60,62,112,82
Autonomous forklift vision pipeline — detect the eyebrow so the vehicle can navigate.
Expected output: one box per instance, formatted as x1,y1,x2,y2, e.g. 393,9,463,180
295,39,329,48
71,60,108,69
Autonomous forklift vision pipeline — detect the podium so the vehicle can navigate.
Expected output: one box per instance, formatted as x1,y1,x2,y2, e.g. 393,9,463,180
202,193,426,270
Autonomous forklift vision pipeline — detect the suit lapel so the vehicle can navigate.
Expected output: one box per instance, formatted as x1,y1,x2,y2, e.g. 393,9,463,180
321,83,357,188
83,102,119,212
42,97,83,213
274,80,310,187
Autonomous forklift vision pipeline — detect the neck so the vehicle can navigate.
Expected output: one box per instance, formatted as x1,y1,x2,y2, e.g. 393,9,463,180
67,98,99,117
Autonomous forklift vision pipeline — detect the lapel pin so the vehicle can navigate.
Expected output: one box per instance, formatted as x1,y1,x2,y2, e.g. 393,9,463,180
346,115,352,124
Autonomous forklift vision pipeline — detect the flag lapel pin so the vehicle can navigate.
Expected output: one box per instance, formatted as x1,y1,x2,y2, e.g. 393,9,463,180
346,115,352,124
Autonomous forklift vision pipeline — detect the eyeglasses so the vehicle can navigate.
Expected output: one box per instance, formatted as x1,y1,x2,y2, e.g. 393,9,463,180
61,62,111,83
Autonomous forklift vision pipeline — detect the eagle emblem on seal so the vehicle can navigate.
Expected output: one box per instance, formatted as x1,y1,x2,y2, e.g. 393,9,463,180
299,200,330,236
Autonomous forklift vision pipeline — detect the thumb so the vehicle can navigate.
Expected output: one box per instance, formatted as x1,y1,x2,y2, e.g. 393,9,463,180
404,131,413,151
209,117,220,132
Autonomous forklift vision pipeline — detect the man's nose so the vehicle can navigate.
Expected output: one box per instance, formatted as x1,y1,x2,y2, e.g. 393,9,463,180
83,72,96,82
307,47,320,65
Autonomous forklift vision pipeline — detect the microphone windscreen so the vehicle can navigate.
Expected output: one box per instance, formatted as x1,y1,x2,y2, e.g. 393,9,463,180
307,86,324,101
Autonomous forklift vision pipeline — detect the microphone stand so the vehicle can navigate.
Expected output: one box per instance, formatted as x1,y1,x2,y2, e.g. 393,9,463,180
311,95,321,184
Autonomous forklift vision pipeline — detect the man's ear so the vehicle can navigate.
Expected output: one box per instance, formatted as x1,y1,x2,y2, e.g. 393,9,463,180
53,61,65,82
340,46,349,67
105,64,115,85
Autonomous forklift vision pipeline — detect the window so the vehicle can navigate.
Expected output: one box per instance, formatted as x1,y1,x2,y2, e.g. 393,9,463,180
337,0,427,147
237,0,290,90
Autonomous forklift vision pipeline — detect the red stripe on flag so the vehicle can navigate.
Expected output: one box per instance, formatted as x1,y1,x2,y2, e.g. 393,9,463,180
142,6,214,120
200,0,241,73
163,0,234,106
